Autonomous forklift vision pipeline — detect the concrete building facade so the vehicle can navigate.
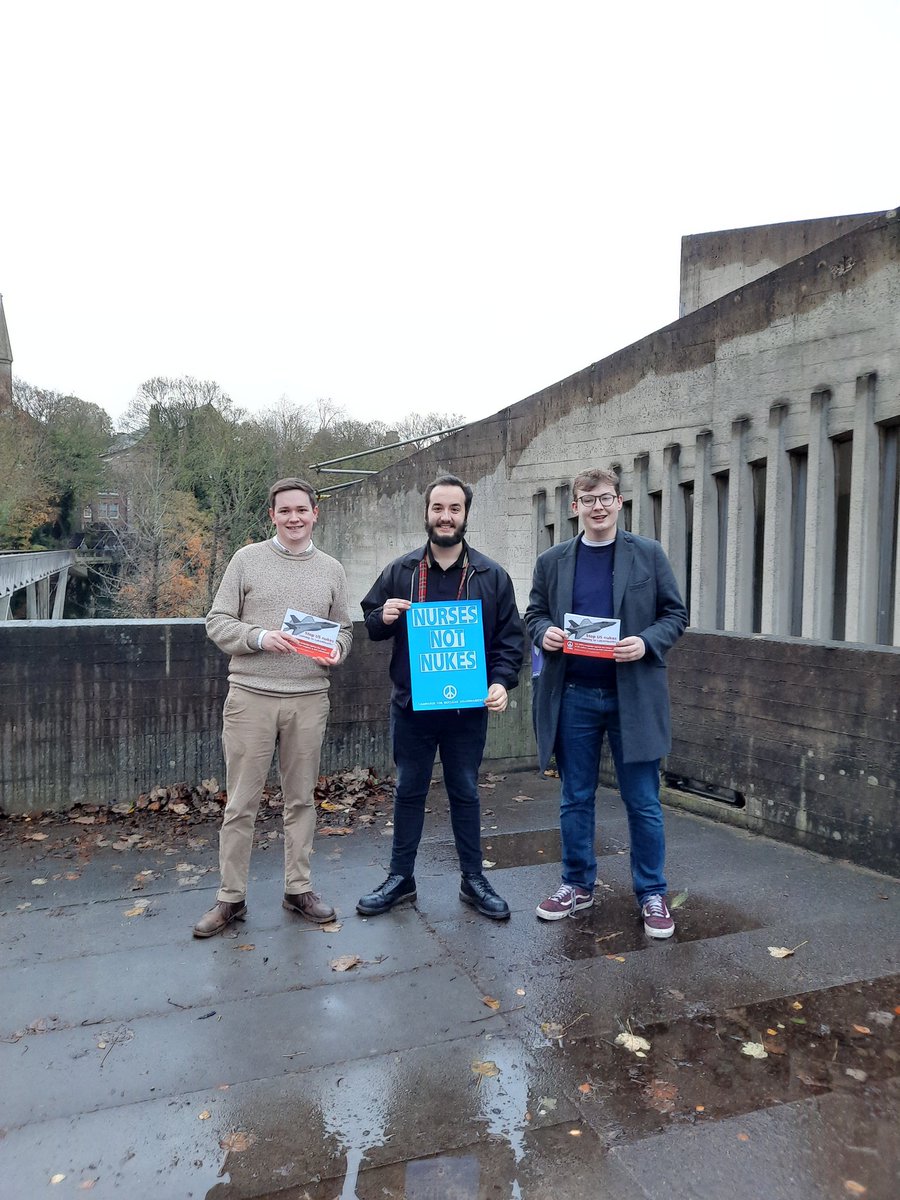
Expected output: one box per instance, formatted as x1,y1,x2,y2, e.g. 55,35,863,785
319,208,900,648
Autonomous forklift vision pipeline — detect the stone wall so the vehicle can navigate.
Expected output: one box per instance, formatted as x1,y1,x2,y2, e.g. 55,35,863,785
1,621,897,877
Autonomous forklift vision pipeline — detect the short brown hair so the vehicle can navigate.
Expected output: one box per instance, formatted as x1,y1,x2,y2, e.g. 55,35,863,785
572,468,620,500
268,477,318,510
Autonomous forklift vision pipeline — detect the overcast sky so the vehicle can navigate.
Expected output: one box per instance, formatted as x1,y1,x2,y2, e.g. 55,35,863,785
3,1,898,431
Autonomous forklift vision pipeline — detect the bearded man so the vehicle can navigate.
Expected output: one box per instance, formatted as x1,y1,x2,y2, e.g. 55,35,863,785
356,474,523,920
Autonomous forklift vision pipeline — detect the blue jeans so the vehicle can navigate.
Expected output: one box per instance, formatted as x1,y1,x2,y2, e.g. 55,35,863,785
389,702,489,877
554,683,667,904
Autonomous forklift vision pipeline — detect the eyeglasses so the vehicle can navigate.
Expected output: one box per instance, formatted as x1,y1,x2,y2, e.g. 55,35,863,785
577,493,619,509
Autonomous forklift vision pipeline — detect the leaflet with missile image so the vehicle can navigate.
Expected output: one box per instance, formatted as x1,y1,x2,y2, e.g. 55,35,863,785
281,609,341,660
562,612,621,659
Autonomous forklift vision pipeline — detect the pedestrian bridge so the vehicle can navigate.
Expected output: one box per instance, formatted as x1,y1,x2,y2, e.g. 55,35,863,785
0,550,74,620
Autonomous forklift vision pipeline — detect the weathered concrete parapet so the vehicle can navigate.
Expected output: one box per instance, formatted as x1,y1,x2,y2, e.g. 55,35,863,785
666,631,900,877
1,622,896,877
0,619,534,816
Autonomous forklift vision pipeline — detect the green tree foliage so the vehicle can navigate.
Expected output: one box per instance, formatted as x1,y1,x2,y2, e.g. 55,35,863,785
1,379,112,547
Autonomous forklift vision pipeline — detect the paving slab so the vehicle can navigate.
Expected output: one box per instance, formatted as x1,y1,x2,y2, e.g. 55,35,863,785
1,773,898,1199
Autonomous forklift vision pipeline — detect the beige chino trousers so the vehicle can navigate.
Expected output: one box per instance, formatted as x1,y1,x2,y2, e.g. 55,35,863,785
217,685,330,903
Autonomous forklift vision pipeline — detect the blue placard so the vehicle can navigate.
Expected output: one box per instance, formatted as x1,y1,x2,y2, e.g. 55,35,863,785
406,599,488,711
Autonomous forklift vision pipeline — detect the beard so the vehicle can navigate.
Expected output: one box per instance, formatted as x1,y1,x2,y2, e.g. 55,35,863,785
426,518,466,548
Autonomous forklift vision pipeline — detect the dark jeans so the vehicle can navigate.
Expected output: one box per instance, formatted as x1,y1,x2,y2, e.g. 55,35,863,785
555,683,667,904
389,702,489,877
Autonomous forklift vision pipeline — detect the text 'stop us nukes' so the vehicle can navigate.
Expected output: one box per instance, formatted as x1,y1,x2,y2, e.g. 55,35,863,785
406,600,488,710
562,612,621,659
281,608,341,660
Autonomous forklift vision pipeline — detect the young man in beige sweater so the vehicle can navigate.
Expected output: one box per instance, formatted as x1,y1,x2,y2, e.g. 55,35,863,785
193,478,353,938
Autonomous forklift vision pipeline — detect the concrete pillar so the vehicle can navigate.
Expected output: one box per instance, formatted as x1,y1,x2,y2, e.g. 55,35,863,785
0,595,9,620
724,417,753,631
761,403,790,634
51,567,69,619
26,583,37,619
661,443,685,598
803,390,834,639
632,453,650,537
845,373,878,643
37,577,50,619
690,430,715,628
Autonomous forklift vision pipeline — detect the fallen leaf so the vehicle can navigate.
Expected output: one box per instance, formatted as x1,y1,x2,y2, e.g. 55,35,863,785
615,1031,651,1055
28,832,50,841
791,1001,803,1010
740,1041,768,1059
198,1110,211,1120
124,901,149,918
578,1082,593,1094
320,800,348,812
695,1105,705,1112
319,826,352,836
219,1130,256,1153
605,955,626,963
737,1132,750,1142
482,996,501,1011
320,920,343,933
16,903,31,910
482,859,496,869
643,1079,679,1112
537,1096,557,1112
471,1059,500,1082
50,1174,66,1184
79,1182,98,1191
844,1183,867,1196
31,878,47,886
845,1068,868,1082
766,1028,778,1036
852,1024,871,1035
767,941,807,958
669,891,688,909
234,944,255,952
330,954,362,972
516,988,526,996
512,794,532,802
569,1129,582,1137
72,815,95,825
541,1021,565,1039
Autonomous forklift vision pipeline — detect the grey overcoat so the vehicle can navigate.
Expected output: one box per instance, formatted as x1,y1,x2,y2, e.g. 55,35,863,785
524,530,688,768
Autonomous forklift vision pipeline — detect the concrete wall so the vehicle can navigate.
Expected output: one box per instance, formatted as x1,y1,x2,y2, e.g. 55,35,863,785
678,211,880,316
318,209,900,647
0,619,534,814
1,621,897,877
666,631,900,878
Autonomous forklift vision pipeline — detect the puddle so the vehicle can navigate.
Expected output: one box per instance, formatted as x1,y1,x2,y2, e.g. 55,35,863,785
531,974,900,1144
548,888,763,957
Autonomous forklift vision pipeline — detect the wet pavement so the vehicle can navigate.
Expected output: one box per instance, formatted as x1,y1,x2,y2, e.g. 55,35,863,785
1,772,898,1199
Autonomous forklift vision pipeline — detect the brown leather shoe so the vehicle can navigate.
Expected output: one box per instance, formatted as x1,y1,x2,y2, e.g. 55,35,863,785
192,900,247,938
283,890,335,924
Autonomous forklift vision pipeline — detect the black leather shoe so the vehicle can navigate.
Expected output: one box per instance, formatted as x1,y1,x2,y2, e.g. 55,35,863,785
460,873,510,920
356,874,417,915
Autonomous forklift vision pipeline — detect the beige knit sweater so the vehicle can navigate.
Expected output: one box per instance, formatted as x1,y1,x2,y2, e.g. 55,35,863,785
206,540,353,695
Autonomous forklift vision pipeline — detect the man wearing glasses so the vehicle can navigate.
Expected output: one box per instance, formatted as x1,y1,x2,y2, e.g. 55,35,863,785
525,468,687,936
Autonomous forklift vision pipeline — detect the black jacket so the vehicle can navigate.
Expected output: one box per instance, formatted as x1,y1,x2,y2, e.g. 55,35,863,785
362,542,524,707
